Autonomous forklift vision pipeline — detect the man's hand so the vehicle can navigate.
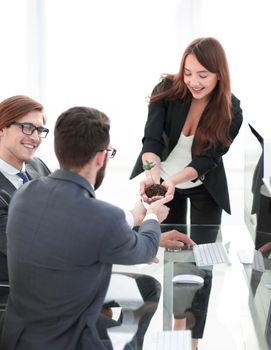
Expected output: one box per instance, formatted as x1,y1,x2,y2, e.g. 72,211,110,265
130,200,147,227
159,230,195,249
258,242,271,256
147,194,173,223
147,257,160,264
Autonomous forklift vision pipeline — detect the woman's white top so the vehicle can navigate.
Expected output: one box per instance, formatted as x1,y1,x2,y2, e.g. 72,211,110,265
160,132,202,189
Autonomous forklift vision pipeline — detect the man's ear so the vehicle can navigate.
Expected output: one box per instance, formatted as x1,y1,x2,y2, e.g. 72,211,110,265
96,150,107,167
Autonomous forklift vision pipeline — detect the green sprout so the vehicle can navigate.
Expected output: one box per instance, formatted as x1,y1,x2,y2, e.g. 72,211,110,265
143,160,156,182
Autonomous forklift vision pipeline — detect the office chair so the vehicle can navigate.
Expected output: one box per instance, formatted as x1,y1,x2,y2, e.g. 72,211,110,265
0,282,9,323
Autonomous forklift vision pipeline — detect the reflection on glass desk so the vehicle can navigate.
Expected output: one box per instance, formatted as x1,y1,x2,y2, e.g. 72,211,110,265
242,249,271,350
244,122,271,350
111,223,268,349
161,224,230,350
103,271,161,350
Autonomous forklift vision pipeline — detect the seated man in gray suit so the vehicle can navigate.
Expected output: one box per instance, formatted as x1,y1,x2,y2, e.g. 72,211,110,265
0,95,50,287
0,105,173,350
0,96,193,349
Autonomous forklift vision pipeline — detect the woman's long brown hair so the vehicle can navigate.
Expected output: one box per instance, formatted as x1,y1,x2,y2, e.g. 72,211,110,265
150,37,232,154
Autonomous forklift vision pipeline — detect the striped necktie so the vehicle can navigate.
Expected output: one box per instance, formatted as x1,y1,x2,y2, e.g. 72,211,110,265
16,171,30,184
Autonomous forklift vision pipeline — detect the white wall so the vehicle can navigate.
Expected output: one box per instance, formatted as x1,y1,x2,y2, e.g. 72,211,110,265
1,0,271,213
0,1,28,99
38,0,202,171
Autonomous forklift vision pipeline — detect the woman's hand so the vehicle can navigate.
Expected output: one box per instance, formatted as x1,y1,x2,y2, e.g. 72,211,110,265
140,178,175,204
161,179,175,197
139,177,160,203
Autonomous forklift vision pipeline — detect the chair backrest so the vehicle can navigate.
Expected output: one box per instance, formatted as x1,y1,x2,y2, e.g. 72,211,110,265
0,282,10,311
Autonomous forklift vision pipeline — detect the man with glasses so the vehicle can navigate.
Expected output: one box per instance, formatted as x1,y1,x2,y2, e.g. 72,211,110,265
0,105,173,350
0,98,192,349
0,95,50,292
7,121,49,139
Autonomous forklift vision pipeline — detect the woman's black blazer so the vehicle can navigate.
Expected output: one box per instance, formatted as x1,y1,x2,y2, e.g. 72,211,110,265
130,89,243,214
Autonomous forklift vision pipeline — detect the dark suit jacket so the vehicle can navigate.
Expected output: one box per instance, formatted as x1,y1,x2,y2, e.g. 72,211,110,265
248,123,264,215
0,169,160,350
0,157,51,281
130,80,243,214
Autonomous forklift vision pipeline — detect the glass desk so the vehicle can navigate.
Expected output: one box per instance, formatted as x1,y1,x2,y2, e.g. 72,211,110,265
243,121,271,350
242,251,271,350
110,224,266,350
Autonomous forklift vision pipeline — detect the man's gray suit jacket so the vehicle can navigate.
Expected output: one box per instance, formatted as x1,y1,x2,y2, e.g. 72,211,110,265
0,169,160,350
0,157,51,281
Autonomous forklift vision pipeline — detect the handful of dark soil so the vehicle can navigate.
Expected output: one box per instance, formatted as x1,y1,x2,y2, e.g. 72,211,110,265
145,184,167,198
142,160,167,199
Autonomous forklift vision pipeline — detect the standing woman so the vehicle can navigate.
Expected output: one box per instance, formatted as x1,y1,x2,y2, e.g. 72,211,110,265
130,37,243,243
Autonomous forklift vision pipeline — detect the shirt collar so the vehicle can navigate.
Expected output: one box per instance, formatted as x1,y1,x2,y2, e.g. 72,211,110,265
0,158,26,175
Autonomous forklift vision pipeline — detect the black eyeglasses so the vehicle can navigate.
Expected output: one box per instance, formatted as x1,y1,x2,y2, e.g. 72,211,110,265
106,147,117,158
9,121,49,138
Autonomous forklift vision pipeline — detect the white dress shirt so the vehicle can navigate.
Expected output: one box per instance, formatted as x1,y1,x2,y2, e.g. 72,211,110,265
0,158,26,189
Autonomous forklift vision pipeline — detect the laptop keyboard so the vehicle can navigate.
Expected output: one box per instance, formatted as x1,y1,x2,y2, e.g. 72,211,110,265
193,242,230,267
152,330,192,350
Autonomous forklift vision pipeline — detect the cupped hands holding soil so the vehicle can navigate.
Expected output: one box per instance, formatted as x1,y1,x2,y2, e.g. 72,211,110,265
142,160,167,199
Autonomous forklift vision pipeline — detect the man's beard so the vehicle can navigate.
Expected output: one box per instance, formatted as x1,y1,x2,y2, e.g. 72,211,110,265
94,162,107,190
